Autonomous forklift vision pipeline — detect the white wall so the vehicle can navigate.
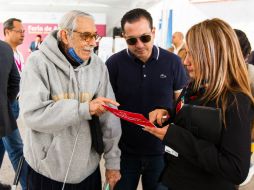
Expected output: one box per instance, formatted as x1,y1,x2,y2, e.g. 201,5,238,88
0,2,154,37
1,0,253,47
0,12,106,25
149,0,254,49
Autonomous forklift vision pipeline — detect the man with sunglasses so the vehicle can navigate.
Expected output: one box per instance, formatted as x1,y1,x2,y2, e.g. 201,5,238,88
106,8,187,190
19,10,121,190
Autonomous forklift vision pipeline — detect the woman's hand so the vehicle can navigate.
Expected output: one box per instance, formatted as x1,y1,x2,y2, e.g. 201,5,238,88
143,125,169,140
149,109,169,127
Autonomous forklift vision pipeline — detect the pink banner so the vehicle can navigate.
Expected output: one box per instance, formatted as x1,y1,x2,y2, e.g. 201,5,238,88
0,23,106,61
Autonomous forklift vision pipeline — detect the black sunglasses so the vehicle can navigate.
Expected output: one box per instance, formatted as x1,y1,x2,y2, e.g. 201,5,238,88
126,34,152,45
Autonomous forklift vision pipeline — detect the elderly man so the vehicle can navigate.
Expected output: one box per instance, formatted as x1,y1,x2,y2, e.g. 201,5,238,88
19,10,121,190
168,32,187,64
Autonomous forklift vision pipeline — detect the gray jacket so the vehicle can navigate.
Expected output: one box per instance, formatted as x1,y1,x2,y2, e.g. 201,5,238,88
19,31,121,183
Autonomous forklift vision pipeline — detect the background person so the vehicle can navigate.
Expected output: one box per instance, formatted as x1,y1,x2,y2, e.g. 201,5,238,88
168,32,187,64
3,17,27,190
248,51,254,65
234,28,254,187
0,40,20,190
234,29,254,95
29,34,42,52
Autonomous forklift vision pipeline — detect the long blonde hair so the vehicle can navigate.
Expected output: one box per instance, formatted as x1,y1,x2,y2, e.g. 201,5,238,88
186,18,254,125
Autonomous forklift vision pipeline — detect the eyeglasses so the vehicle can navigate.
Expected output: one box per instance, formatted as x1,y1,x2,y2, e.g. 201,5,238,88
125,34,152,45
73,30,100,41
11,29,25,34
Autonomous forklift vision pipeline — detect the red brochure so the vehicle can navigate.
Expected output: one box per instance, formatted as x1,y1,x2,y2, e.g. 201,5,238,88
103,105,155,128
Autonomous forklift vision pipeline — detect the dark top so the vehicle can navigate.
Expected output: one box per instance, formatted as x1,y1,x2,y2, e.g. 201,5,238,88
29,41,41,52
106,46,187,156
0,40,20,137
161,85,254,190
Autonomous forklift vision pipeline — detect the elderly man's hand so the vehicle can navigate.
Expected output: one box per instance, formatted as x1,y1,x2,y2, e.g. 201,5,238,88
105,169,121,190
89,97,119,116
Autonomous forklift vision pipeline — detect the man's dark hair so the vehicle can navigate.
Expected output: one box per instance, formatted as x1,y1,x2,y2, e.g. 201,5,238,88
248,51,254,65
36,34,42,38
234,29,251,59
121,8,153,32
3,18,22,36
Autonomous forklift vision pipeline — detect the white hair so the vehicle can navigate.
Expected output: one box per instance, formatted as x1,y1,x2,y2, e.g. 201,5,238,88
57,10,94,41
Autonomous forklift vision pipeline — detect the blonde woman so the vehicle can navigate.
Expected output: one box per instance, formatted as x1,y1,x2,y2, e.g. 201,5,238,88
144,18,254,190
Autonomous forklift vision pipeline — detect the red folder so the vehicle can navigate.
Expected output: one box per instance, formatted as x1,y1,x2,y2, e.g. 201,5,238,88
103,105,155,128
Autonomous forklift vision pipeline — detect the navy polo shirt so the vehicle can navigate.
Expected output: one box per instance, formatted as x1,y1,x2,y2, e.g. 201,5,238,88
106,46,187,156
